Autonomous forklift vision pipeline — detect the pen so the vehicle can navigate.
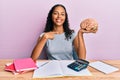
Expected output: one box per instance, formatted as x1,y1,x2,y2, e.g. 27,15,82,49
38,62,49,68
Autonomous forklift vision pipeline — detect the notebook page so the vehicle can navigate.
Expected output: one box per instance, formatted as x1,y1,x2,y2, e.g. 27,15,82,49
59,60,92,76
33,60,63,78
89,61,119,74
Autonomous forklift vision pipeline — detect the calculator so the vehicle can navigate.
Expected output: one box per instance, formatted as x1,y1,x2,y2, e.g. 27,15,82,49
67,59,89,72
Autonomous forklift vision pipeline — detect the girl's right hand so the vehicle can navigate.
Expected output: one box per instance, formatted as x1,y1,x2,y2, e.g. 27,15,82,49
43,31,59,40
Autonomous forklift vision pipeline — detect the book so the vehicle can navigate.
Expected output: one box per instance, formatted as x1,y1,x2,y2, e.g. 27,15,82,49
5,63,21,75
13,58,37,72
5,63,15,72
89,61,119,74
33,60,92,78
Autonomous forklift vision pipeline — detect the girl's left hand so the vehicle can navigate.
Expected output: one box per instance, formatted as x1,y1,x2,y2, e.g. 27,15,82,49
79,28,97,34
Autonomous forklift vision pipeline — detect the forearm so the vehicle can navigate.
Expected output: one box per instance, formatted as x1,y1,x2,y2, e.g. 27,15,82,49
78,31,86,59
31,35,48,60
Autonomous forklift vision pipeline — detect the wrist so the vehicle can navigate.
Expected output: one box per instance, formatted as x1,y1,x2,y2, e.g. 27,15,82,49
79,30,84,36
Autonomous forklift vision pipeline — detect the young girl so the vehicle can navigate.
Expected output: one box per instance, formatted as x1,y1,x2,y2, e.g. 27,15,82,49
31,4,96,60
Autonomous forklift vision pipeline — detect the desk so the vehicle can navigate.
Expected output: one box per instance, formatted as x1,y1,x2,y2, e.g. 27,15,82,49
0,60,120,80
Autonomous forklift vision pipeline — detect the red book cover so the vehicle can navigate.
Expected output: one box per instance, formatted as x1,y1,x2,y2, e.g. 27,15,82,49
5,63,15,72
5,63,20,75
13,58,37,72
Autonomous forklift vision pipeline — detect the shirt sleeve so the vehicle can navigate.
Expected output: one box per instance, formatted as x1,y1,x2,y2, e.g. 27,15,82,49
39,33,45,38
71,31,77,41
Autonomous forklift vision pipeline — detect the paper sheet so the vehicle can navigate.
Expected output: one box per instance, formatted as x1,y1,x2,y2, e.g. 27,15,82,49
89,61,119,74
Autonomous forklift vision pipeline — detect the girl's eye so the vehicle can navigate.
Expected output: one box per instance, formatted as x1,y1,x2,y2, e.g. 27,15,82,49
61,14,65,16
53,12,58,15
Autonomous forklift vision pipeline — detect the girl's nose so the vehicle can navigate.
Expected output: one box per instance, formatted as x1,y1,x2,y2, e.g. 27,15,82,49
57,14,61,18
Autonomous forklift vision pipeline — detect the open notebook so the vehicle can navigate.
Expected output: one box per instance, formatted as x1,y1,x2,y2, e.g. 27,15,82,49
33,60,92,78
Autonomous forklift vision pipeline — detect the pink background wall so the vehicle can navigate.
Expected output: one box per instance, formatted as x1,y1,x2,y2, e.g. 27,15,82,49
0,0,120,60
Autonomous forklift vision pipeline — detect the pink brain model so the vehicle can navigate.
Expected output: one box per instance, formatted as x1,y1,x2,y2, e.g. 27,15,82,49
80,18,98,32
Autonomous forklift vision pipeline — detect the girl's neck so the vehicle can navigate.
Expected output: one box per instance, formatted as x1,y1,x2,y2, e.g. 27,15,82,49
53,26,64,34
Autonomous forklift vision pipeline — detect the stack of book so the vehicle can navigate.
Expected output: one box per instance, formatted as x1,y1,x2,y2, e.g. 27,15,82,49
5,58,37,75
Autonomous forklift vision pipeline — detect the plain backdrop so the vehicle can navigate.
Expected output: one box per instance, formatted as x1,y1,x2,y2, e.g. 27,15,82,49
0,0,120,60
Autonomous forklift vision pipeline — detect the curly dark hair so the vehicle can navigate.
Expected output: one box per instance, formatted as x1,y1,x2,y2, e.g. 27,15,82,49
44,4,74,40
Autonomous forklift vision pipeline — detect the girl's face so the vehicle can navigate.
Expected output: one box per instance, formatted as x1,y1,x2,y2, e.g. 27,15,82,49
52,6,66,27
